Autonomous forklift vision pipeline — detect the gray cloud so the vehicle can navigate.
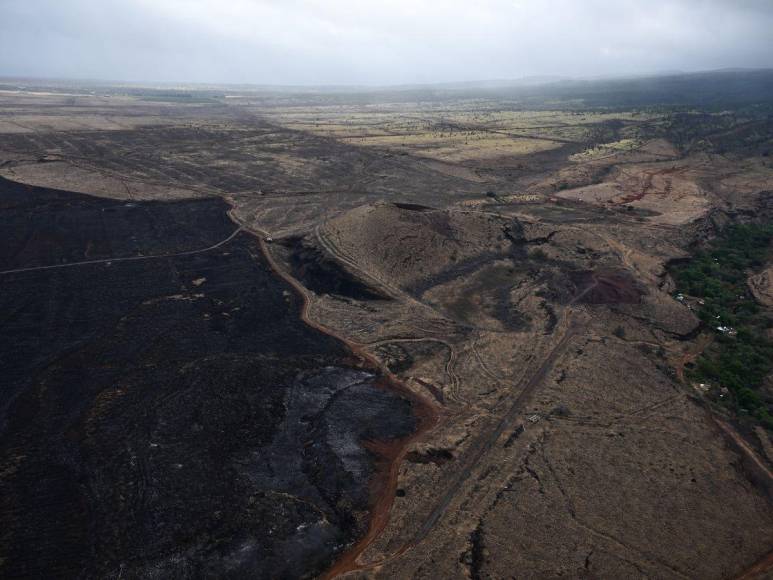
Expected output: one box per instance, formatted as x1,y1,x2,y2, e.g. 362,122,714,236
1,0,772,85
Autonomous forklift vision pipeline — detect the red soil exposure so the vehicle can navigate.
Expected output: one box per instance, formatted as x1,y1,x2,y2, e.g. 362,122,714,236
673,333,713,382
734,549,773,580
229,209,441,580
617,166,679,204
322,376,438,580
570,269,643,305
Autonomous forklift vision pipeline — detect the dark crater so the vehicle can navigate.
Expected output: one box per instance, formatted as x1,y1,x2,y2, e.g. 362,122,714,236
280,236,387,300
0,178,415,579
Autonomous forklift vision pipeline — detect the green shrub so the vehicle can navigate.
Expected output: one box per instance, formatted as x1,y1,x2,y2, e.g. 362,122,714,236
670,223,773,427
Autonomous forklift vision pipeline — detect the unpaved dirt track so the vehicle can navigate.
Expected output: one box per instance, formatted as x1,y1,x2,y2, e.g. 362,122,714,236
0,225,243,275
408,315,581,546
734,549,773,580
714,418,773,485
311,241,599,577
228,209,442,580
324,312,583,578
2,76,773,580
0,181,416,578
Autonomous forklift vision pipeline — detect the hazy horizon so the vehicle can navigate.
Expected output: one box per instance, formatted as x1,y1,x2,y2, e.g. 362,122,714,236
4,68,773,92
2,0,773,87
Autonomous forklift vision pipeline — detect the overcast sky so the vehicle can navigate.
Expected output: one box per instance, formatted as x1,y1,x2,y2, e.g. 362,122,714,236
1,0,772,86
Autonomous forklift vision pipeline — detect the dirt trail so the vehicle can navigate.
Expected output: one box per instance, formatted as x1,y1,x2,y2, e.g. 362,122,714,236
0,225,244,275
323,310,583,578
615,164,684,205
364,337,463,403
324,260,597,580
407,314,581,545
733,549,773,580
323,262,600,577
227,209,441,580
236,212,757,580
673,333,713,382
714,417,773,485
667,314,773,579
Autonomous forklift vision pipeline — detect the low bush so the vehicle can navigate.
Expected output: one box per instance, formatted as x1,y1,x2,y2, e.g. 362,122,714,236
670,223,773,427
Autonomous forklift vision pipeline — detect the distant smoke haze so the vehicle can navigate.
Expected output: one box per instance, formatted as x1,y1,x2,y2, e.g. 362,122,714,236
2,0,772,86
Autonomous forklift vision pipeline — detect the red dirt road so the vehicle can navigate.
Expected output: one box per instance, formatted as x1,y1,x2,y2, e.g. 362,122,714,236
227,209,441,580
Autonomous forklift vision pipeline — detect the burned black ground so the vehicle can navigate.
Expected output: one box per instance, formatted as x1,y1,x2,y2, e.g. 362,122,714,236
279,236,387,301
0,178,416,579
